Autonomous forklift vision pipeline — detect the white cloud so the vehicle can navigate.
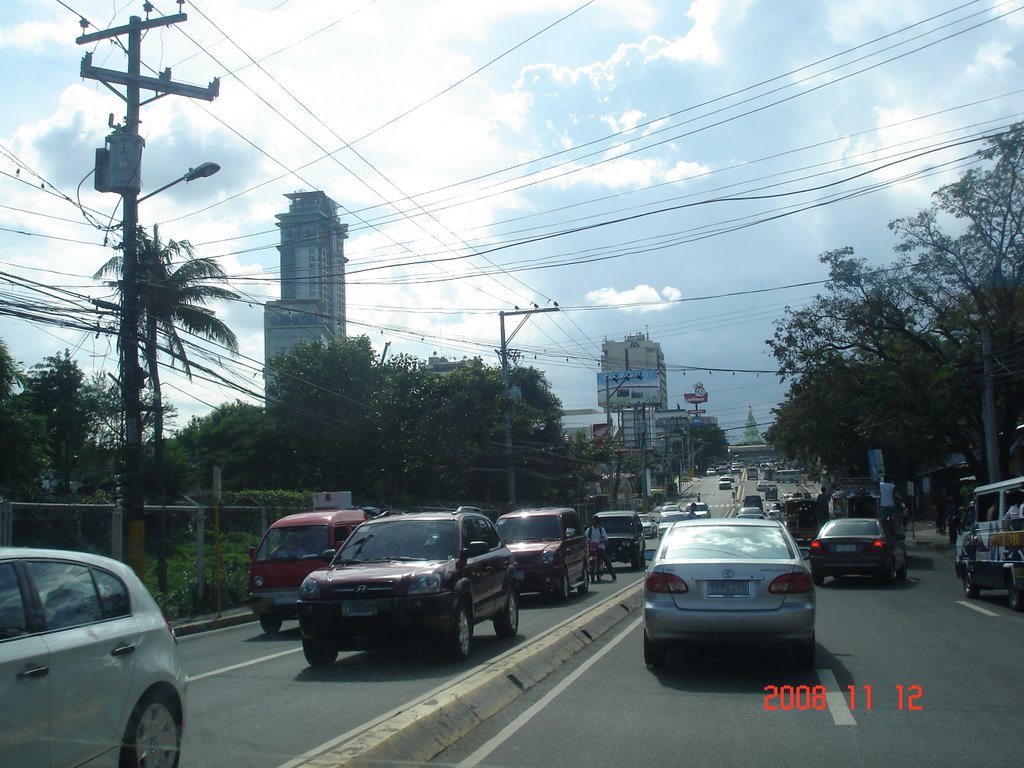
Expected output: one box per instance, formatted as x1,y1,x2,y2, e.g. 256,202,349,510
585,284,682,311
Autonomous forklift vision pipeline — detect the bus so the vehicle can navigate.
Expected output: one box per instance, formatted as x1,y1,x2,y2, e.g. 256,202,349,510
776,469,800,483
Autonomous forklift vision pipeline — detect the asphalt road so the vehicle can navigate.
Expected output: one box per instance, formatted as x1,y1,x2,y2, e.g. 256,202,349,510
429,543,1023,768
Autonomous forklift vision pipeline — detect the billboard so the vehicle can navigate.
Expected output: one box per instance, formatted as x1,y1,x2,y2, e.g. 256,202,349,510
597,369,661,407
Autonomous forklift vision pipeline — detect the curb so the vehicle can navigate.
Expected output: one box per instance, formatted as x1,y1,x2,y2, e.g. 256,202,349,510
299,583,643,768
173,609,257,638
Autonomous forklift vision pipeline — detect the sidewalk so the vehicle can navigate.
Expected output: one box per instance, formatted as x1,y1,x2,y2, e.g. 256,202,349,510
905,519,956,551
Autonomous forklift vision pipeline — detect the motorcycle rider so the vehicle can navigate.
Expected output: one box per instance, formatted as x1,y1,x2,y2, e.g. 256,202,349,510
587,516,616,581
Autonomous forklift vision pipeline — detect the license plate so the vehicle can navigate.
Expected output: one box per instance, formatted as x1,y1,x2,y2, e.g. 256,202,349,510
834,544,858,553
274,596,297,606
706,580,749,597
341,602,377,617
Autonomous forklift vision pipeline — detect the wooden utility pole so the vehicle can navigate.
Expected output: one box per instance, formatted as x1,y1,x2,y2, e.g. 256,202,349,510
78,10,219,578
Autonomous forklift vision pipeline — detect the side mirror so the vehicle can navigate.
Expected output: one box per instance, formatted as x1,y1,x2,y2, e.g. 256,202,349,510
463,540,490,559
565,527,577,537
248,545,256,560
321,549,335,562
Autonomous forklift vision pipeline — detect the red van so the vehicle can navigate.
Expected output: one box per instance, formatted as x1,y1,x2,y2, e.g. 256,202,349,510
248,507,370,633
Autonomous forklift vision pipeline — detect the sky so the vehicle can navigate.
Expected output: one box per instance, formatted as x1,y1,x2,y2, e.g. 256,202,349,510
1,0,1022,444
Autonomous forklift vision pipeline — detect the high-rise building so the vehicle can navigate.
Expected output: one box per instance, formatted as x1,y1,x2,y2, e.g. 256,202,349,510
600,332,667,449
264,191,348,389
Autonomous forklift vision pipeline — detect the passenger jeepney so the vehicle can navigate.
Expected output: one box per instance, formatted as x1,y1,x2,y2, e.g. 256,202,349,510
956,475,1024,611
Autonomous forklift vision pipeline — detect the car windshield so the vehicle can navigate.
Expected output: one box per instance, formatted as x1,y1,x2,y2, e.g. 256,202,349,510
255,524,329,561
337,519,458,562
662,524,794,560
496,515,561,542
822,520,882,537
599,516,636,533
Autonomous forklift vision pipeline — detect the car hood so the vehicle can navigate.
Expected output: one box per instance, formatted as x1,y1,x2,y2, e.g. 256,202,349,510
505,540,560,554
315,560,451,583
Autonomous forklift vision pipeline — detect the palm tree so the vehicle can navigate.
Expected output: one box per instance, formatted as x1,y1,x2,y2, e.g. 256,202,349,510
96,226,238,589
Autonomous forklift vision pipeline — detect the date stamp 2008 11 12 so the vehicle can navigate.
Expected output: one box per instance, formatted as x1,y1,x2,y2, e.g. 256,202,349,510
763,684,923,711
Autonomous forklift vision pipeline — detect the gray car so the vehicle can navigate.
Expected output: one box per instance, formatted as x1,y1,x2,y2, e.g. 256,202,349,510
643,519,816,669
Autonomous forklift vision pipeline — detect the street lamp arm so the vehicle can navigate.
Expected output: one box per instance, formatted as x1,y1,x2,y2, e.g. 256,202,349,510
138,161,220,203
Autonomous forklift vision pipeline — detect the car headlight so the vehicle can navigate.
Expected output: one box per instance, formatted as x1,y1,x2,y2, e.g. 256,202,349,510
298,576,320,599
408,573,442,595
540,548,557,565
252,574,264,588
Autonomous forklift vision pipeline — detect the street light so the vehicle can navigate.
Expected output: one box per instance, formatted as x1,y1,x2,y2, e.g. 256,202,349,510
138,161,220,203
120,161,220,575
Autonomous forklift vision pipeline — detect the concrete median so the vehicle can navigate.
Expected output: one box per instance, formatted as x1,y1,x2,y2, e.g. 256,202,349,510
297,582,643,768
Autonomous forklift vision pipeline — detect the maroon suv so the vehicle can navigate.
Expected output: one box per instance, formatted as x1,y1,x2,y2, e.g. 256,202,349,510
496,507,589,602
296,510,519,665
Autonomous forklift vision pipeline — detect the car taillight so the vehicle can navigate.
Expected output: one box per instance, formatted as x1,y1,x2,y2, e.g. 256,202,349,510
809,540,822,553
871,539,885,550
645,571,688,594
769,572,813,594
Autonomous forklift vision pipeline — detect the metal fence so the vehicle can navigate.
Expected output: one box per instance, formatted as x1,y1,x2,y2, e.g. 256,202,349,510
0,498,302,618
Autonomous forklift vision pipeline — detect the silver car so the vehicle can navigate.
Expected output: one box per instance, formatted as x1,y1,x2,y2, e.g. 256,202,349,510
643,519,815,668
0,547,187,768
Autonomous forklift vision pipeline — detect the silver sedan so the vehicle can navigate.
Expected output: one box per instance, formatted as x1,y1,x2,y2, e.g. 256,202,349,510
643,519,816,668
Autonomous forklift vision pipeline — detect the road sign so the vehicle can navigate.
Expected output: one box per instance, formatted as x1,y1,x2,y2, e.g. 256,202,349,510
687,409,706,415
683,392,708,403
692,417,703,427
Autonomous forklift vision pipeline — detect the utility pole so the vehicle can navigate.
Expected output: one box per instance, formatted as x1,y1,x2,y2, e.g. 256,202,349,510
497,306,559,507
79,9,219,578
981,326,999,483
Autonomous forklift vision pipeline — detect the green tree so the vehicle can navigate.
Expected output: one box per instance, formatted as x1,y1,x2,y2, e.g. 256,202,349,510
0,339,48,496
95,226,239,502
22,350,90,494
768,123,1024,480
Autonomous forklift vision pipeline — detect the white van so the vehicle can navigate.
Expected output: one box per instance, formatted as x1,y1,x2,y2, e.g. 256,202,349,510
955,476,1024,611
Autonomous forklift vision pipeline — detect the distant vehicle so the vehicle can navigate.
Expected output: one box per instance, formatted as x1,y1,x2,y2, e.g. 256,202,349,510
809,518,907,586
594,510,647,570
756,480,770,492
718,475,733,490
689,502,711,519
643,519,815,669
765,485,779,501
742,494,764,510
748,466,759,480
496,507,589,602
248,507,372,633
638,513,657,537
297,509,519,664
657,511,691,537
706,468,716,476
737,507,766,519
776,469,800,483
0,547,187,768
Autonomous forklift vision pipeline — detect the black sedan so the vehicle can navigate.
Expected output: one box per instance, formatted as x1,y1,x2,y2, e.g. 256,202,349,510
808,518,908,585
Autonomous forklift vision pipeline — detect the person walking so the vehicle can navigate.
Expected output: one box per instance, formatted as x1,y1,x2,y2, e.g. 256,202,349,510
946,496,960,545
934,498,946,536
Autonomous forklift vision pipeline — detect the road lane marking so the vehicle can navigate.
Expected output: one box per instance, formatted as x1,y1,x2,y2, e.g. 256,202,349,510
455,616,643,768
188,648,302,681
956,600,999,616
816,668,857,726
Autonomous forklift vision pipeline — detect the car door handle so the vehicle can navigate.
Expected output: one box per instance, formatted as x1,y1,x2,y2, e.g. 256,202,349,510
111,643,136,657
17,664,49,680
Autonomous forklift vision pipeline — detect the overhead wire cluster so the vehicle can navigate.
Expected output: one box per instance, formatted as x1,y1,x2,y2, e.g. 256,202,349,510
1,0,1022,436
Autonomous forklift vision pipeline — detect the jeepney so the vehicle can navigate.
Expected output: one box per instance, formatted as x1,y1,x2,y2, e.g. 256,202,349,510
956,476,1024,611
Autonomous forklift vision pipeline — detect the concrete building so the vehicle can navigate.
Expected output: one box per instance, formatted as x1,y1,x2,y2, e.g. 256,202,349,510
600,332,667,449
264,191,348,389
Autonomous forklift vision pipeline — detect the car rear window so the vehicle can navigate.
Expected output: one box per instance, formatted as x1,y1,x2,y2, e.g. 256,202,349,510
599,516,636,533
821,520,882,537
496,515,561,541
338,519,458,562
662,525,794,560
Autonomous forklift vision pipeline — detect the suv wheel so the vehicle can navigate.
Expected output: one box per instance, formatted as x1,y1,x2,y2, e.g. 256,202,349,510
1009,579,1024,612
302,638,338,668
632,545,643,571
259,614,283,634
554,565,571,603
577,560,589,594
446,599,474,660
493,587,519,638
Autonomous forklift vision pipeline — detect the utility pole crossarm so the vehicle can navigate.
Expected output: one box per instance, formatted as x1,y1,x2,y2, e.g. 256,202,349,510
81,54,220,102
76,12,187,44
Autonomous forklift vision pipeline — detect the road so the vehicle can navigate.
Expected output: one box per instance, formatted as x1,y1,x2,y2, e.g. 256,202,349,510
176,559,648,768
430,544,1022,768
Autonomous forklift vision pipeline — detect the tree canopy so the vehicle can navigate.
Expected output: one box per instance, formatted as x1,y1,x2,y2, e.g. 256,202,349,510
767,123,1024,481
